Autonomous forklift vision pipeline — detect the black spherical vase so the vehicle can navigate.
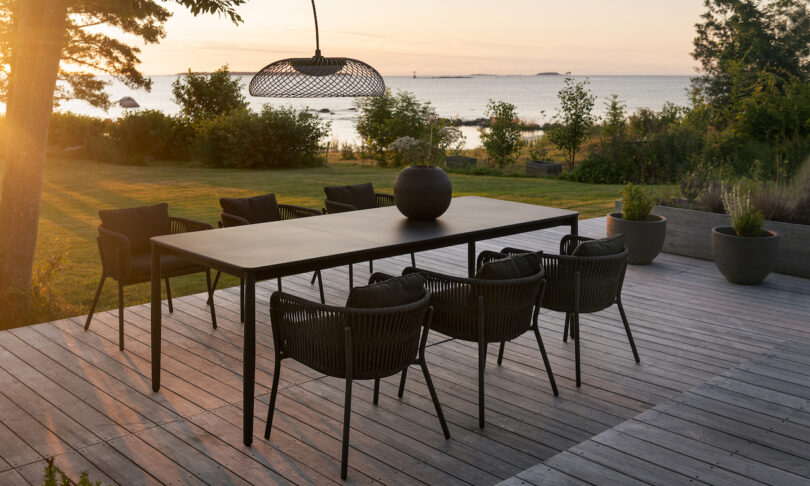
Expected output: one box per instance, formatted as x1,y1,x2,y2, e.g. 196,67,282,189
393,165,452,220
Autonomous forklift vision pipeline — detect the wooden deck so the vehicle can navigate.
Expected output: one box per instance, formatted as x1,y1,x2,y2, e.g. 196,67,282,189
1,216,809,485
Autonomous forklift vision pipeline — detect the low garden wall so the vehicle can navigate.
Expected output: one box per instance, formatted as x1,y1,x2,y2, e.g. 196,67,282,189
615,202,810,278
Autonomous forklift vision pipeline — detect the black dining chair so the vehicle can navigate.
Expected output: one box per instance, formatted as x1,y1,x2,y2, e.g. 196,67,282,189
481,234,640,387
388,251,558,428
321,182,416,288
265,273,450,479
85,203,217,350
209,193,325,317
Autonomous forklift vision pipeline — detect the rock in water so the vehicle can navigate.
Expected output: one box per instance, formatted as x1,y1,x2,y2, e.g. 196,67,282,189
117,96,140,108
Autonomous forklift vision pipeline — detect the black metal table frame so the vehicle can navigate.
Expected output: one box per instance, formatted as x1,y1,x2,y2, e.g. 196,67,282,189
150,203,577,446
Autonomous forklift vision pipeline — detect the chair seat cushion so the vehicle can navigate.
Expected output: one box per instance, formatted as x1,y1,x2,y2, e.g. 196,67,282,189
129,252,201,281
99,203,170,254
476,252,540,280
220,194,281,224
572,235,625,257
347,273,426,308
324,183,377,210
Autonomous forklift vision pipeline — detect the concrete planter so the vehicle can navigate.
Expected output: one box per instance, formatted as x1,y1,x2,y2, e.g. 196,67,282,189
615,201,810,278
606,213,666,265
712,227,779,285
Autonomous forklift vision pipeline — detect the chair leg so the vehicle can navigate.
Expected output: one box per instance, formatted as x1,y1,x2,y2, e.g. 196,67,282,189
342,327,353,480
165,278,173,313
85,276,106,330
310,271,318,285
478,341,486,429
373,378,380,405
264,355,282,439
497,341,505,365
574,313,581,387
205,269,217,330
420,360,450,439
617,298,640,363
563,312,570,342
477,296,486,428
239,278,245,323
317,270,325,304
117,282,125,351
533,326,559,396
398,367,408,398
207,271,221,306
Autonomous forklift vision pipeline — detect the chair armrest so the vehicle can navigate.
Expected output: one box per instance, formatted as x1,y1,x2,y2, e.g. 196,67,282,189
98,226,131,279
368,272,397,285
375,193,395,207
171,216,213,234
404,267,477,286
278,204,321,220
324,199,357,214
499,247,532,256
560,235,594,255
219,211,249,228
476,250,507,272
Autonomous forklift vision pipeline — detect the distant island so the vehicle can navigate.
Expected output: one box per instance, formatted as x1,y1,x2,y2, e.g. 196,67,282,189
536,72,560,76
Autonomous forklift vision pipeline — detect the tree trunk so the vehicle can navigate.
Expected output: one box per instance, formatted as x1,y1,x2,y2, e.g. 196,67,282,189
0,1,67,294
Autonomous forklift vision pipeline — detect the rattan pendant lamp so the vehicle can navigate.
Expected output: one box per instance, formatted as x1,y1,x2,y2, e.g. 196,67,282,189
249,0,385,98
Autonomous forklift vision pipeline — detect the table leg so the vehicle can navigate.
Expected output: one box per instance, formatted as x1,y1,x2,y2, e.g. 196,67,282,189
151,245,162,392
468,241,476,278
243,272,256,446
570,215,579,238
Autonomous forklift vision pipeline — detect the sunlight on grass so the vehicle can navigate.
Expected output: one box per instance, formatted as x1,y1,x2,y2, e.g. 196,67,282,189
0,157,661,329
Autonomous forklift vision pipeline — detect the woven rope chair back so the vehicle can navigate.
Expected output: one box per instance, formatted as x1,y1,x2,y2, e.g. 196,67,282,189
414,270,544,343
541,249,628,314
270,292,430,380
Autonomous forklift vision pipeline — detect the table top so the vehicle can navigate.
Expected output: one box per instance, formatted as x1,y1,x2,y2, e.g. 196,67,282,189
151,196,577,273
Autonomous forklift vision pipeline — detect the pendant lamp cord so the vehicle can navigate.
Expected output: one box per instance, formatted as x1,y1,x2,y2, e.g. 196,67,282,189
311,0,321,57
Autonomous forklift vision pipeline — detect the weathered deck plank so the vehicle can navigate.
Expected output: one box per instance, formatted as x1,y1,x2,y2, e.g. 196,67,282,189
1,216,809,485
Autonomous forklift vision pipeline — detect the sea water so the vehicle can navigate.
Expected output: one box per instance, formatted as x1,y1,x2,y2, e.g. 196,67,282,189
56,74,692,148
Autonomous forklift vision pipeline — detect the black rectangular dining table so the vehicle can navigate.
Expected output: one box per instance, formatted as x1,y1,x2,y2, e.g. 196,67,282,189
150,196,578,446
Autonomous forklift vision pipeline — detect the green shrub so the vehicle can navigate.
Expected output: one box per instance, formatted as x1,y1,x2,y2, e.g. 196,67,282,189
387,136,431,166
355,90,437,165
340,142,356,160
47,112,117,161
171,65,248,123
480,99,524,169
192,106,330,169
43,457,103,486
110,110,192,162
721,183,765,236
620,183,654,220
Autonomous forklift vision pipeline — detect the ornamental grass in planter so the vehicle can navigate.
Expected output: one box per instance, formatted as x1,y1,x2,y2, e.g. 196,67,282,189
607,183,666,265
389,136,453,220
712,184,779,285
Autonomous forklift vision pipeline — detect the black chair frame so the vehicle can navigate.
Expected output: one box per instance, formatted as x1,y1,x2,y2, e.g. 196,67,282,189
265,290,450,479
86,216,217,351
482,235,640,387
383,266,558,428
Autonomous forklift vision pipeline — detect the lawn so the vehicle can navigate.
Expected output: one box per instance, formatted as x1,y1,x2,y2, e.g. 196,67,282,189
0,157,638,330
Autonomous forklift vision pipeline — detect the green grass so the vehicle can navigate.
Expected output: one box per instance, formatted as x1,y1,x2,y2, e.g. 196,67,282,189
0,157,638,330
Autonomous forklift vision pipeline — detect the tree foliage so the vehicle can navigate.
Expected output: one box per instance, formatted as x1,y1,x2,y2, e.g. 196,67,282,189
171,65,248,122
0,0,246,109
691,0,810,111
355,89,447,166
547,75,597,170
479,99,523,169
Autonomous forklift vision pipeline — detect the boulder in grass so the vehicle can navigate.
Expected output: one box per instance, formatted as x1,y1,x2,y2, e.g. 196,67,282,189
117,96,140,108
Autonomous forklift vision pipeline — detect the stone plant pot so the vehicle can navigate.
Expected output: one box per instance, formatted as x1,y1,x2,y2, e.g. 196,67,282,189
393,165,452,220
606,213,667,265
711,227,780,285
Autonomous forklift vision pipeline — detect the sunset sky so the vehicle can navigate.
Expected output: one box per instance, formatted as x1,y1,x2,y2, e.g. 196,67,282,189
137,0,706,76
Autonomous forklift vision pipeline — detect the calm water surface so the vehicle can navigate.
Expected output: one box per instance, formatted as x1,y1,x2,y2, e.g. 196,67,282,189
58,75,692,148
